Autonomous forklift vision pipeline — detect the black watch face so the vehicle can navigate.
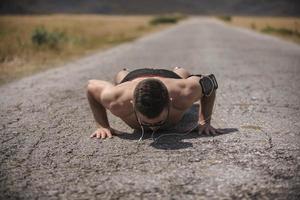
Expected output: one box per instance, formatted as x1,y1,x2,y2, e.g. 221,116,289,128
201,77,213,95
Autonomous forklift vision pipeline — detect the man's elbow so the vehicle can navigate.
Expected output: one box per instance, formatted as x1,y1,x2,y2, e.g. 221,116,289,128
86,80,100,96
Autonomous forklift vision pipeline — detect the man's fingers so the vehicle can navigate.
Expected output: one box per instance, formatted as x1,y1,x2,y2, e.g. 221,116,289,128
102,129,110,139
199,126,209,135
198,127,204,135
96,131,101,138
198,125,224,136
204,127,210,135
106,130,113,138
100,131,106,139
210,128,217,136
216,129,224,134
90,129,114,139
90,133,96,138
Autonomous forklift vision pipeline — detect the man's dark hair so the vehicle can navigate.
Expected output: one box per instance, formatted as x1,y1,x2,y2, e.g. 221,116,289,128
134,78,169,118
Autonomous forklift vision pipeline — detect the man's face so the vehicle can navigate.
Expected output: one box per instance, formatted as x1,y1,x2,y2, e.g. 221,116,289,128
135,106,169,131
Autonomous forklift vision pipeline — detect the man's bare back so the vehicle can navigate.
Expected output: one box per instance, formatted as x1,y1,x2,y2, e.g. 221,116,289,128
86,67,222,139
93,76,199,128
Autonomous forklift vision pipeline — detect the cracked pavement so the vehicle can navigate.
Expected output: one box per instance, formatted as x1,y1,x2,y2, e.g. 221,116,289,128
0,17,300,199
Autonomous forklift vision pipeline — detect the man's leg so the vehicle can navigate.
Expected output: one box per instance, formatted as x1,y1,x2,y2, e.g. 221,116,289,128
114,68,129,85
172,67,191,79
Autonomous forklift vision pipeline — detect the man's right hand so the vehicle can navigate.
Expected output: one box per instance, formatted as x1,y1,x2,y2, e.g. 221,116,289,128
90,127,113,139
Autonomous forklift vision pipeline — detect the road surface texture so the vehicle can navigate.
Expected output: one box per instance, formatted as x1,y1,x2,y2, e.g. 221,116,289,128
1,17,300,199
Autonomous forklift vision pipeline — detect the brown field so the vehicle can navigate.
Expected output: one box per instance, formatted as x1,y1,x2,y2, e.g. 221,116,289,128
0,14,182,85
221,16,300,44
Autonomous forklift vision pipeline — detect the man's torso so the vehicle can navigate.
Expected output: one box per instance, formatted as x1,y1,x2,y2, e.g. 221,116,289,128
101,77,198,130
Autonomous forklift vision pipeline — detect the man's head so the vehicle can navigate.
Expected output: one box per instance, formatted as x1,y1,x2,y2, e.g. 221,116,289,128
133,79,170,124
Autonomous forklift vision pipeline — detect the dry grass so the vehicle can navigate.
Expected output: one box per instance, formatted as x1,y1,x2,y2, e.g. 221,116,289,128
221,16,300,44
0,14,179,85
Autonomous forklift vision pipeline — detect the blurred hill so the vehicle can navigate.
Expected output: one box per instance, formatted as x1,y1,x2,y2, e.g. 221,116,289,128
0,0,299,16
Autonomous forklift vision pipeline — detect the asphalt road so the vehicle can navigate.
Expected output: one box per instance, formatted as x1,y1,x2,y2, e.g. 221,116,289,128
1,17,300,199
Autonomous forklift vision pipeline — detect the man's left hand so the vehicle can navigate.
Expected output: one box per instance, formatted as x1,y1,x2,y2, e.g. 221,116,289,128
198,123,224,136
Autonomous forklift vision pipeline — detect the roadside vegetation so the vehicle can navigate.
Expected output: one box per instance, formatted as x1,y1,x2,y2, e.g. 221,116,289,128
217,15,232,22
217,16,300,44
0,14,187,85
149,13,187,25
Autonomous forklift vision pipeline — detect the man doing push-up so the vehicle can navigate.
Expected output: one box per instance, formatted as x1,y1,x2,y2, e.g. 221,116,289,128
86,67,222,139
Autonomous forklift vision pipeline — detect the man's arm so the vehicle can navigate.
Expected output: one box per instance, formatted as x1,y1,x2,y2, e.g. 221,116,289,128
186,75,223,135
182,76,214,123
199,90,215,125
86,80,114,139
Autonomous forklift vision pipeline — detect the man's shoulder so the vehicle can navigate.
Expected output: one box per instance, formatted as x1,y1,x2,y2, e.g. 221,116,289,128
102,82,134,105
165,78,201,110
163,78,200,95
